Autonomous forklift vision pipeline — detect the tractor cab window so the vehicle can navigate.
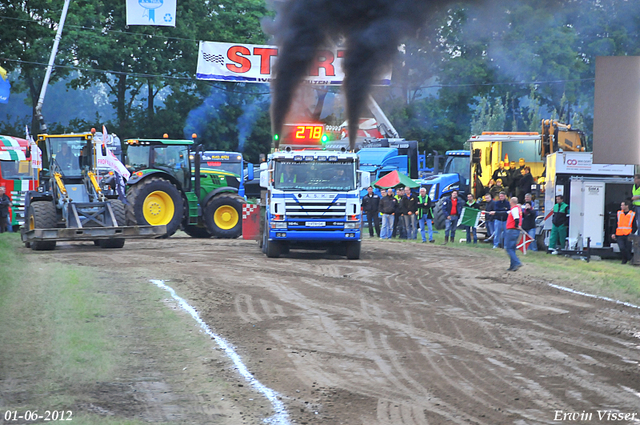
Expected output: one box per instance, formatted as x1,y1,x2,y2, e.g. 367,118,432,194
48,137,85,177
125,146,150,171
151,146,190,186
444,155,470,183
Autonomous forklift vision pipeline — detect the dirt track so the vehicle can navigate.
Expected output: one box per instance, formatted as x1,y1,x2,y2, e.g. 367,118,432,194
35,236,640,424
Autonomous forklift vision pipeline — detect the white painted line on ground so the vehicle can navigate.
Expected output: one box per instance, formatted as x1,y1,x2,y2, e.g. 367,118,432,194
150,279,291,425
548,283,640,310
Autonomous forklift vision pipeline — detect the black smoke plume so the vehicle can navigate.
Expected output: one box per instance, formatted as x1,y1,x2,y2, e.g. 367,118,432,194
267,0,467,150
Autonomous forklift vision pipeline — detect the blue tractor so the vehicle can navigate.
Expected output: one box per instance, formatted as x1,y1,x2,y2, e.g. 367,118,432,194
416,150,470,229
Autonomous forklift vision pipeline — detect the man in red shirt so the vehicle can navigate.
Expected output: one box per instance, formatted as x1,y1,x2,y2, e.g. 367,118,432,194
504,197,523,271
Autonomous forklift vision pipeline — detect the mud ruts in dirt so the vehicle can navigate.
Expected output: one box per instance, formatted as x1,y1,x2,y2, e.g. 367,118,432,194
29,237,640,424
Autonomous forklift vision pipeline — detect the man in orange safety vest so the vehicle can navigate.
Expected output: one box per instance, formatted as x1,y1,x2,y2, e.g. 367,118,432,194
611,200,637,264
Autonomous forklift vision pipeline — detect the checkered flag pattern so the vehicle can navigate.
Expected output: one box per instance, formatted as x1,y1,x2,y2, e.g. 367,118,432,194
203,52,225,65
242,204,258,220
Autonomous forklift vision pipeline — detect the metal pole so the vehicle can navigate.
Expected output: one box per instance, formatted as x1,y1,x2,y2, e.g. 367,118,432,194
35,0,72,132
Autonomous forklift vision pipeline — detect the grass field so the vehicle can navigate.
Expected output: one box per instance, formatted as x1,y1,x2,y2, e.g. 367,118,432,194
382,226,640,305
0,233,241,424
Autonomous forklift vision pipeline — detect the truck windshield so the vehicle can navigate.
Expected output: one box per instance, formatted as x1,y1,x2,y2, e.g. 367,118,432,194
444,156,470,181
274,161,356,191
201,161,242,176
1,160,33,179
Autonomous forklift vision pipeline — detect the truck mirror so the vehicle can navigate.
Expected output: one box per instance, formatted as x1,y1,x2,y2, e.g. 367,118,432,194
246,163,254,181
260,170,269,188
358,170,371,189
259,162,268,171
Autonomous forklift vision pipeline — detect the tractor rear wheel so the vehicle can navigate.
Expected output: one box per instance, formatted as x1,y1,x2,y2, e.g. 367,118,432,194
203,194,243,239
27,201,58,251
433,198,447,230
184,225,212,238
99,200,126,249
126,177,183,237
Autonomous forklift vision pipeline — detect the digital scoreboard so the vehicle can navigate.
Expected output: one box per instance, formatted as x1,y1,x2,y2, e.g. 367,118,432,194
281,124,327,145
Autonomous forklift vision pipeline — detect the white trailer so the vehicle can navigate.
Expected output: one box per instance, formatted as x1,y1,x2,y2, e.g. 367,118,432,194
539,152,635,257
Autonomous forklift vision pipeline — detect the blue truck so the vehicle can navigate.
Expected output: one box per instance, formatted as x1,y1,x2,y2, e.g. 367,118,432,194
416,150,471,229
258,148,370,259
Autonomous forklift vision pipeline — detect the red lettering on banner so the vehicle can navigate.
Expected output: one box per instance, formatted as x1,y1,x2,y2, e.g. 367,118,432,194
309,50,335,77
253,47,278,74
226,46,251,73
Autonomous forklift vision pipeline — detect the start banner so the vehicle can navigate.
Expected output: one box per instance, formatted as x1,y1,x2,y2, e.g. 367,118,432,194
196,41,391,86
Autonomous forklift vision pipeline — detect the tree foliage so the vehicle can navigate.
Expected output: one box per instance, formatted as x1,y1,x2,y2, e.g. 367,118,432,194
2,0,640,159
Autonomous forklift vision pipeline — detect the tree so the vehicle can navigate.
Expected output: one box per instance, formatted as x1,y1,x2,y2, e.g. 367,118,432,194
0,0,74,131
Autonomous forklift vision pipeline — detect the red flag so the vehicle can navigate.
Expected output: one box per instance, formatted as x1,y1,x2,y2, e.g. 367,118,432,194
517,230,534,254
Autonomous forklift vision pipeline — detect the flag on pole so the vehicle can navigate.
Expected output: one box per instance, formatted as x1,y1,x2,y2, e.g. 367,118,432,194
96,126,131,180
26,126,42,170
126,0,176,26
517,230,534,254
0,66,11,104
457,207,482,228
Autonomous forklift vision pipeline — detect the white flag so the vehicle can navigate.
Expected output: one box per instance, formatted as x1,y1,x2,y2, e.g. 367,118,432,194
126,0,176,26
96,126,131,180
26,126,42,170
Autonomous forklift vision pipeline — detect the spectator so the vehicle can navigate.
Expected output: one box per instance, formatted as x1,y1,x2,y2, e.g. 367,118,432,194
417,187,434,243
488,191,510,249
400,186,418,239
392,188,406,238
482,193,496,243
517,166,534,203
632,174,640,233
510,159,525,196
490,178,505,199
505,197,523,271
548,194,569,253
508,161,519,196
362,186,381,237
611,200,637,264
464,193,478,244
379,188,397,239
441,190,462,245
486,179,496,196
522,200,538,251
0,186,10,233
492,162,510,189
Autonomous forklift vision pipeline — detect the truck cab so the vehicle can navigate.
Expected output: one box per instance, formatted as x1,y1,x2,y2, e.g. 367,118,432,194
0,136,38,229
259,148,370,259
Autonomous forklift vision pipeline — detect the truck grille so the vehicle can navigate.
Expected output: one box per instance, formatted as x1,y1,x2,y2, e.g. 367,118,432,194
11,190,27,224
285,200,346,218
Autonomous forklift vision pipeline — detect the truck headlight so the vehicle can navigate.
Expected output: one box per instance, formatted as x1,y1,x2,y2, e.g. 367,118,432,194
345,222,360,229
271,222,287,229
347,215,359,221
429,185,436,199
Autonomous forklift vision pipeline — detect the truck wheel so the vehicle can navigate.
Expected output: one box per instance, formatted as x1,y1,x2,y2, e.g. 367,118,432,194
27,201,58,251
184,225,211,238
203,194,243,239
99,199,127,248
261,220,268,253
126,177,183,237
433,198,446,230
345,241,361,260
265,238,281,258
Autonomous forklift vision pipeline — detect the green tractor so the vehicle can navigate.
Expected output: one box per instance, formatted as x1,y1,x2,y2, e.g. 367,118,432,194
124,137,253,238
